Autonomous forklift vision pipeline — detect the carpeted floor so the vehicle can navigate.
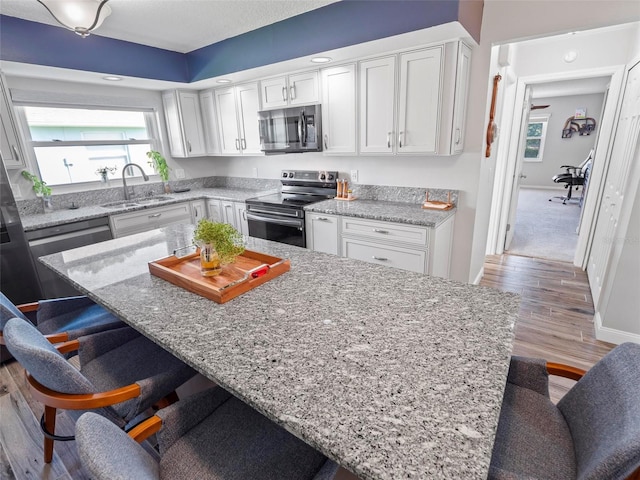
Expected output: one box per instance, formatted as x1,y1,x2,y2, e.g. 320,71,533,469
507,187,582,262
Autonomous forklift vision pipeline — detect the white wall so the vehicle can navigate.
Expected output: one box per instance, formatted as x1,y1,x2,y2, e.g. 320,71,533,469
521,93,603,187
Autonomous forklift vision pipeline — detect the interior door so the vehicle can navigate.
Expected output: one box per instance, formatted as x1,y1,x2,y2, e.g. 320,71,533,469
588,61,640,307
504,85,533,250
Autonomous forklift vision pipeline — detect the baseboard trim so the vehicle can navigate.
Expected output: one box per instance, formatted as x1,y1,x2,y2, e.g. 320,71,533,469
594,311,640,345
472,267,484,285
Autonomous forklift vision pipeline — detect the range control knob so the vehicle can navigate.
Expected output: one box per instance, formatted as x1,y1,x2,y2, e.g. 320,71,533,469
320,173,326,180
289,172,295,178
328,174,334,180
282,172,288,178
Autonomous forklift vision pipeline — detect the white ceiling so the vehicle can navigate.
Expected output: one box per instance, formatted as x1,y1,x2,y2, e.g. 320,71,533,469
0,0,340,53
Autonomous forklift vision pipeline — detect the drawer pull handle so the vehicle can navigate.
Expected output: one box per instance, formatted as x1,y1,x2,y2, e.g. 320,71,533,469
149,213,162,218
372,256,388,261
373,229,389,234
317,217,328,221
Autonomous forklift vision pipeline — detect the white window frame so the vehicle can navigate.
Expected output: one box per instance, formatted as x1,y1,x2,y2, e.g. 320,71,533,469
523,113,550,163
14,103,163,192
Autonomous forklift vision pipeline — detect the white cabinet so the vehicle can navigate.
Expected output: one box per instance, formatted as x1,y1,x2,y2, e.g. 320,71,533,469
214,83,262,156
190,199,207,224
162,90,207,158
359,56,397,154
339,215,455,278
306,213,340,255
110,202,192,238
320,64,357,155
358,42,472,156
220,200,236,226
199,90,221,155
207,199,223,222
234,202,249,236
0,73,25,169
260,71,319,109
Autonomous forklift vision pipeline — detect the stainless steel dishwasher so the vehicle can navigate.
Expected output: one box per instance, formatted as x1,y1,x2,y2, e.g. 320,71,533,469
26,216,113,298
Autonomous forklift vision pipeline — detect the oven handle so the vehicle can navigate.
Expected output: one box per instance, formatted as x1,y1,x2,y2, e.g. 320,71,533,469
247,206,300,218
246,213,304,228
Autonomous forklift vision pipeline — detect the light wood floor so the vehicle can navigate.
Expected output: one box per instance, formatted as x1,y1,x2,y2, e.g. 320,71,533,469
0,254,616,479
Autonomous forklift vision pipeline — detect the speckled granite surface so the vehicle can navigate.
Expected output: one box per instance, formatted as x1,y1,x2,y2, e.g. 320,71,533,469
20,187,276,231
39,224,518,480
306,199,455,227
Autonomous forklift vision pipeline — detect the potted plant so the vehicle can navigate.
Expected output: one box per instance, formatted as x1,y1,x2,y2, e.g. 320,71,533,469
95,165,117,184
192,219,245,277
22,170,53,211
146,150,171,193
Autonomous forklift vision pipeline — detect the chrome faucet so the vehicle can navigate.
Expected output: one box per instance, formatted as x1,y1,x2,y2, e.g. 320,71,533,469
122,163,149,200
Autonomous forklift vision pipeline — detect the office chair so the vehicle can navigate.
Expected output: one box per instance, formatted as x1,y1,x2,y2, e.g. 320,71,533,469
549,149,593,205
76,386,340,480
489,342,640,479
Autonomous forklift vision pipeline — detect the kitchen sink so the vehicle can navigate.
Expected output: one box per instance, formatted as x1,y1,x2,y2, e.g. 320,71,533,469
135,196,174,204
100,196,174,209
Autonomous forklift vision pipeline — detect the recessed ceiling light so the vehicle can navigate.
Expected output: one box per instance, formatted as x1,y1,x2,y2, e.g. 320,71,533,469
311,57,332,64
102,75,122,81
217,79,232,84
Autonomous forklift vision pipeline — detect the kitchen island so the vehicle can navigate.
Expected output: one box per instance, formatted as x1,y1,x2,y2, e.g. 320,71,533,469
39,223,519,480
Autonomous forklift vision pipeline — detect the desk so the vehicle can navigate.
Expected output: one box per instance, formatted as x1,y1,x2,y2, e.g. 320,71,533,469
40,223,519,479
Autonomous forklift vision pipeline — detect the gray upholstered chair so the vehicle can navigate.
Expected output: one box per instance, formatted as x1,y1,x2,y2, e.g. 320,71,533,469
76,386,340,480
3,317,196,464
0,291,124,346
489,342,640,480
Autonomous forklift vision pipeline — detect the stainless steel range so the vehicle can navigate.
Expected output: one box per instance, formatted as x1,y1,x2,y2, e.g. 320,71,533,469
245,170,338,247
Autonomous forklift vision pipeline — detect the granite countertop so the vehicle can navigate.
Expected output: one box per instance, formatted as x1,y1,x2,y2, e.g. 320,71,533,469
20,187,274,231
39,223,518,480
305,199,456,227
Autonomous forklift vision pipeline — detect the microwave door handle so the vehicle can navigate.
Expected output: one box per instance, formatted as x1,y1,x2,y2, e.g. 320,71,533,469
297,111,304,146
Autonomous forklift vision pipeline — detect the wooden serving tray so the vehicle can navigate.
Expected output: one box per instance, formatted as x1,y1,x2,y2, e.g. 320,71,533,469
149,249,290,304
422,201,454,211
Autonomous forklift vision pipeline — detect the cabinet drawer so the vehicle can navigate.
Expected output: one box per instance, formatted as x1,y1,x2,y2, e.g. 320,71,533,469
110,203,191,238
342,238,426,274
341,217,428,246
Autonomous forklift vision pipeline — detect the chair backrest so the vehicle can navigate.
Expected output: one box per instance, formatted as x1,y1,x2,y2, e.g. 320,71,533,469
0,292,29,329
557,342,640,480
3,318,95,395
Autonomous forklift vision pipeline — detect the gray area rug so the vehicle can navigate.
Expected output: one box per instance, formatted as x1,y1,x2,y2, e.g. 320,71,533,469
507,188,581,262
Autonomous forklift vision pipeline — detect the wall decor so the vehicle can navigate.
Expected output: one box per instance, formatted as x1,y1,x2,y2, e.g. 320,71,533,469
486,73,502,157
562,116,597,138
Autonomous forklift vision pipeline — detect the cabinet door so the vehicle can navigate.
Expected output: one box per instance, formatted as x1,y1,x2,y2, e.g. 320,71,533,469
190,200,206,224
178,92,206,156
214,87,241,155
321,64,357,155
451,43,472,155
162,91,187,157
199,90,221,155
0,74,25,169
234,202,249,237
359,56,396,154
207,200,223,222
261,76,288,109
289,71,319,106
397,47,443,154
220,201,237,226
307,213,339,255
236,83,262,155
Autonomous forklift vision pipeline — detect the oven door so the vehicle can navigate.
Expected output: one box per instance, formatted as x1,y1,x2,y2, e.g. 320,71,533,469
246,210,305,248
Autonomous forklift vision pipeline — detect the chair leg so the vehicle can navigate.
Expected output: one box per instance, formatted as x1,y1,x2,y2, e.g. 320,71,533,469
152,390,179,410
43,405,56,463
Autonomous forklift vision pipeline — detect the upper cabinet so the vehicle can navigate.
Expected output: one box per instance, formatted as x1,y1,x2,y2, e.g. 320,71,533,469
320,64,357,155
0,73,26,169
260,71,319,110
199,90,221,155
214,83,262,156
162,90,207,158
358,41,472,156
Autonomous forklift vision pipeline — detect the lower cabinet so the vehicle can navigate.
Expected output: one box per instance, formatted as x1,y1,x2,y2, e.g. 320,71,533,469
110,202,192,238
190,200,207,224
234,202,249,236
306,213,340,255
307,213,455,278
207,199,248,236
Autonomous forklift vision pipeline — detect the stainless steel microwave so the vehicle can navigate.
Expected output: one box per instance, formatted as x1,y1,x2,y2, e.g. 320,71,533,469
258,105,322,154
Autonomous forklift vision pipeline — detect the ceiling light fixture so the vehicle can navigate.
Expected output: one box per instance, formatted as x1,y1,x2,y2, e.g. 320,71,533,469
102,75,122,81
216,79,232,84
310,57,332,64
37,0,112,38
